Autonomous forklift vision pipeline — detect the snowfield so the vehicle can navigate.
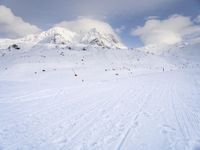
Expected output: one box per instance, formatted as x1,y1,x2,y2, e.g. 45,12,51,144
0,30,200,150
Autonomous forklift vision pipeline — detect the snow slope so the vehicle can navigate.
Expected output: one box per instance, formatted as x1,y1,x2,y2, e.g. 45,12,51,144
0,39,200,150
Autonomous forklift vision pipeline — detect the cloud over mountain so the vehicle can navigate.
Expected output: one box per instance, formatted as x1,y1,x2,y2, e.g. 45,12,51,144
55,18,117,36
0,5,41,38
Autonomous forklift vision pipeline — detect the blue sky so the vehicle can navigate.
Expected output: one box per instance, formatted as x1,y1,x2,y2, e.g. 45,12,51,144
0,0,199,47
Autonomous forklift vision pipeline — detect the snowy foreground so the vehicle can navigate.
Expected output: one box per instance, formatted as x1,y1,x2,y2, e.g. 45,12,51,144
0,42,200,150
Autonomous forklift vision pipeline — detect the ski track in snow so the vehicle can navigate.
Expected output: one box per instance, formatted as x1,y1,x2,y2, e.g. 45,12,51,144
0,70,200,150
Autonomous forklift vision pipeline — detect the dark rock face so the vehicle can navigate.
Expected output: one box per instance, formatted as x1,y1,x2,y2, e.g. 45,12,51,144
8,44,20,50
89,38,104,47
82,47,87,51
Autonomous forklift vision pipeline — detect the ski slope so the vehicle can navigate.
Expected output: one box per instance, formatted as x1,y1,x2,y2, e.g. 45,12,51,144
0,42,200,150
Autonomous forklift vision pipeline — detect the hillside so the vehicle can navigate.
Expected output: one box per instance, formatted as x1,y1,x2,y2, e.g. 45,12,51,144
0,35,200,150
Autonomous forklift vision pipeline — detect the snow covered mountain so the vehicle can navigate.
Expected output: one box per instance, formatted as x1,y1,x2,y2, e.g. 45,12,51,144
79,28,126,49
0,27,126,50
27,27,76,44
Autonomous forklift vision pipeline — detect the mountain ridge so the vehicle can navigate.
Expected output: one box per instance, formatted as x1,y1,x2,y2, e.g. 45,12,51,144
0,27,127,50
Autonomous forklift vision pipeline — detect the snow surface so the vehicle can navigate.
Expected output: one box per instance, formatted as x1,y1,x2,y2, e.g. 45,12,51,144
0,36,200,150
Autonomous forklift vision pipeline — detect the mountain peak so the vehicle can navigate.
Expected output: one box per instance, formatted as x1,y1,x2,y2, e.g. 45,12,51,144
79,28,127,49
38,27,76,44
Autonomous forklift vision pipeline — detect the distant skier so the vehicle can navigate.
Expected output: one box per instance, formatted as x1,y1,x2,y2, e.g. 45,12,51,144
162,68,165,72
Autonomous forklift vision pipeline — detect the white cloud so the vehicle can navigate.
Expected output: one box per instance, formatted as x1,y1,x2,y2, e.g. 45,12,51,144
194,15,200,23
145,16,160,20
132,14,200,45
0,5,41,38
55,17,119,38
115,25,125,34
